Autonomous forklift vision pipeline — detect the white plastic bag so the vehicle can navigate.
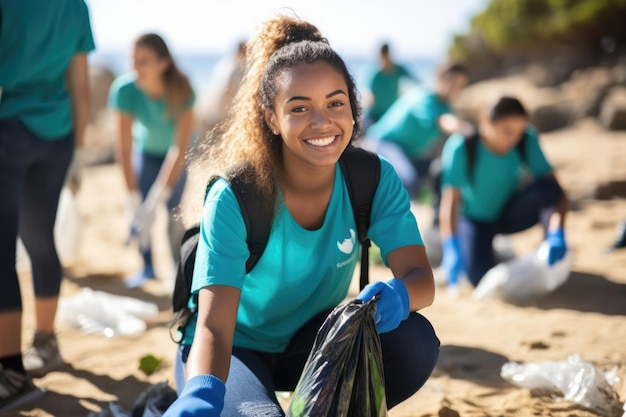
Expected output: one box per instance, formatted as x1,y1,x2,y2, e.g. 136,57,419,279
473,241,572,302
57,288,158,337
501,354,624,416
15,186,82,270
54,186,82,266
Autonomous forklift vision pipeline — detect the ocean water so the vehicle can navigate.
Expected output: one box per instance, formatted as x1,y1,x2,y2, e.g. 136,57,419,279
91,51,439,96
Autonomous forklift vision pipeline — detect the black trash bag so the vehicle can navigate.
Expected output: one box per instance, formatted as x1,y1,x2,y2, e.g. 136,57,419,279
286,299,388,417
86,382,177,417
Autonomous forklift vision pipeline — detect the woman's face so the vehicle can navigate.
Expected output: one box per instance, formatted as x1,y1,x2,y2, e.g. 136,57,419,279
133,45,169,89
265,61,354,169
483,115,527,154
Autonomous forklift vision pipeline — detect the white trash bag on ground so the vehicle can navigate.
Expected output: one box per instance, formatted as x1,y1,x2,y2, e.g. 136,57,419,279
54,186,82,266
501,354,624,416
473,241,572,302
57,288,158,337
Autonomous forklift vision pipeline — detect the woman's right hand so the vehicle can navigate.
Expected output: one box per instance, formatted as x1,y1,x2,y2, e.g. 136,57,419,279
163,375,225,417
442,236,465,287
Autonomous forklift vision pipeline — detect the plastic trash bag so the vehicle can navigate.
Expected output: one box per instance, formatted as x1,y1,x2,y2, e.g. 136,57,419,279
15,186,82,271
473,241,573,302
285,299,387,417
54,186,82,266
57,288,158,337
87,381,177,417
501,354,624,416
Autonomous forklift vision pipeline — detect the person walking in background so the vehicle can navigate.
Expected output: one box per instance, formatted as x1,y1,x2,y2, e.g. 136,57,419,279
364,62,470,211
439,96,569,289
163,14,439,417
108,34,196,288
202,40,247,132
0,0,94,411
363,43,418,129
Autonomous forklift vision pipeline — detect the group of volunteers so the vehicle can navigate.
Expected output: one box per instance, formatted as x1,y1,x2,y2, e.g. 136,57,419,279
1,0,570,415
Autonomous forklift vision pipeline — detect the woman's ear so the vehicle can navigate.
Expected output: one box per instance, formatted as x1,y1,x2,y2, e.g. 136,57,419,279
262,106,278,135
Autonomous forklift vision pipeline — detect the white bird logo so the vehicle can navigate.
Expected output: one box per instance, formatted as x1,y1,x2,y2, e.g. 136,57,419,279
337,229,356,254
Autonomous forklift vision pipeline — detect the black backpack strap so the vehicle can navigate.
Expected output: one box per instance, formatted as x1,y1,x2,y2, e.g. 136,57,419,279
339,146,381,290
225,164,273,273
516,131,528,163
463,132,480,184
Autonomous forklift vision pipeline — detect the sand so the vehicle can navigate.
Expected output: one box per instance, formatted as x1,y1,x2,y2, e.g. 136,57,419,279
8,117,626,417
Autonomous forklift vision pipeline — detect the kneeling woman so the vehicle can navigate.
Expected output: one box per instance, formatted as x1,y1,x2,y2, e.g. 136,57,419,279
439,96,568,287
163,15,439,417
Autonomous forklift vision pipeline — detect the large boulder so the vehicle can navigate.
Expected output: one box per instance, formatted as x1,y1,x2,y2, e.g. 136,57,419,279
88,66,115,123
599,86,626,131
530,102,574,133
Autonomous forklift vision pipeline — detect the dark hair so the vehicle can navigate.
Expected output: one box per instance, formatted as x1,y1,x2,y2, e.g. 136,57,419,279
488,96,528,122
260,39,362,149
380,43,390,55
437,61,470,79
135,33,193,116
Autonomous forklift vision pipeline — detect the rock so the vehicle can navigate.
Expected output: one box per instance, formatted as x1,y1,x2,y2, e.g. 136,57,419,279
599,86,626,130
530,102,573,132
89,66,115,123
438,406,461,417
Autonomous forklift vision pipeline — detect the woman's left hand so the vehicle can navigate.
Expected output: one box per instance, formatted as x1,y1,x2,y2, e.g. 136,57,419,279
546,228,567,265
356,278,410,334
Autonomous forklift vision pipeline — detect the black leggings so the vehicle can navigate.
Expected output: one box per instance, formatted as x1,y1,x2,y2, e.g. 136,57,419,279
0,118,74,312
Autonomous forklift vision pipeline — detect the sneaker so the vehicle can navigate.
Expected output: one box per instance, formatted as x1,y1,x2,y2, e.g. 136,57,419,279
124,264,157,288
23,332,63,378
0,365,46,413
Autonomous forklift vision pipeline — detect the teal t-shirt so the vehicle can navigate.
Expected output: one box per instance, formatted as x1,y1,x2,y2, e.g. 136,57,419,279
182,156,423,352
0,0,95,139
108,73,196,156
441,126,553,222
366,87,451,160
366,64,413,121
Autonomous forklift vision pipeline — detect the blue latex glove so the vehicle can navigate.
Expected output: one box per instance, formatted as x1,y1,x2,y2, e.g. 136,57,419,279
163,375,225,417
546,228,567,266
442,236,465,287
356,278,410,334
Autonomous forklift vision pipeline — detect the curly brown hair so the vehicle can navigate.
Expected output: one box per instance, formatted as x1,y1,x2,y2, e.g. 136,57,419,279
187,14,362,220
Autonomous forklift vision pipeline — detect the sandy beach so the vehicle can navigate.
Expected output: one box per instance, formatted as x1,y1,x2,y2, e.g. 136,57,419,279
8,115,626,417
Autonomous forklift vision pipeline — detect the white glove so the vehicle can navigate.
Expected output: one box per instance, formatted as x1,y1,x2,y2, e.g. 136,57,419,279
125,189,143,225
67,147,87,194
130,184,172,251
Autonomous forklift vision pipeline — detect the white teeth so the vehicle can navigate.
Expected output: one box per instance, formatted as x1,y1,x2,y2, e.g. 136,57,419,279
306,136,335,147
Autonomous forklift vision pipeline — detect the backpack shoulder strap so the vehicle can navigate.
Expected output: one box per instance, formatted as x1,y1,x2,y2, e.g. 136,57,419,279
338,146,381,290
463,131,480,183
223,164,273,274
516,131,528,164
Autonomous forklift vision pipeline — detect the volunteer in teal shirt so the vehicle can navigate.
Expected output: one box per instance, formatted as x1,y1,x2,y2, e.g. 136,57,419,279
164,16,440,417
364,43,417,124
0,0,94,410
365,62,469,201
108,34,195,288
439,96,569,287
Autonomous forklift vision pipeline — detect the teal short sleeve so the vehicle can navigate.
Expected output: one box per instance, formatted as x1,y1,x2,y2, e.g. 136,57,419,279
76,0,95,52
108,76,135,114
524,127,553,177
191,179,249,293
369,157,423,263
441,133,466,189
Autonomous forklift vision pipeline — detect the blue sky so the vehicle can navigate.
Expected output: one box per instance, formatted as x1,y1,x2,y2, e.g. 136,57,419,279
85,0,487,59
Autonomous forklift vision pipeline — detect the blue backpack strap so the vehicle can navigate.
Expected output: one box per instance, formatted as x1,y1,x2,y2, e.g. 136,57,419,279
339,145,381,290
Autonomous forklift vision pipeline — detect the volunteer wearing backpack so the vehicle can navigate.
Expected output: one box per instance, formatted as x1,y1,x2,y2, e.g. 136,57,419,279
364,62,470,200
108,34,195,288
0,0,94,410
163,15,439,417
439,96,568,288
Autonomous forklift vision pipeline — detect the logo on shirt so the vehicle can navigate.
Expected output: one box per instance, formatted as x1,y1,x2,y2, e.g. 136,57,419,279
337,229,356,254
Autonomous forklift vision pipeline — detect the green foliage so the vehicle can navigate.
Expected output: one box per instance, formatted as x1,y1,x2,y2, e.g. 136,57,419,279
450,0,626,61
139,354,163,375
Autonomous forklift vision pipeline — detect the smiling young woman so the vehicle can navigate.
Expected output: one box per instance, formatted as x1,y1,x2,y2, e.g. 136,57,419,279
163,15,439,417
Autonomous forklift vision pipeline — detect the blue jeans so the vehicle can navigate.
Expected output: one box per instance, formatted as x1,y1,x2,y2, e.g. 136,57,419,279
132,152,187,269
0,118,74,312
458,177,563,286
174,311,440,416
